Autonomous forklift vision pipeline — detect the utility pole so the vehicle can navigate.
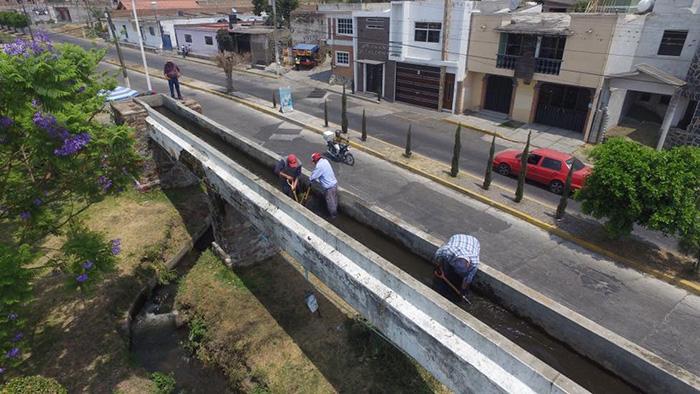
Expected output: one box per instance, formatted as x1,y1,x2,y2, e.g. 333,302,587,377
270,0,280,75
131,0,153,92
151,1,161,51
18,0,34,40
105,10,131,89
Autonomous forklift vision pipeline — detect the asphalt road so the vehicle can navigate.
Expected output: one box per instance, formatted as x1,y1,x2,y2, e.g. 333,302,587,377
47,32,678,251
47,32,583,209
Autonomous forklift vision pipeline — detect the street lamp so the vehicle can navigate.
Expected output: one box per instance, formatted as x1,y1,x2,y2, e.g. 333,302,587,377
131,0,153,92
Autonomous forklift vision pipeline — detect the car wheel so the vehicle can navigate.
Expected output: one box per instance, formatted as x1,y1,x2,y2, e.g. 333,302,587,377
496,163,511,176
549,180,564,194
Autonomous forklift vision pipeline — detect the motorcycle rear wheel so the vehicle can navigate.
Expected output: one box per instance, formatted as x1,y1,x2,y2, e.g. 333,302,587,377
344,153,355,166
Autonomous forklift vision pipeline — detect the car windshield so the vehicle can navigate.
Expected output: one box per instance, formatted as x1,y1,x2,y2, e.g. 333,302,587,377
566,157,586,171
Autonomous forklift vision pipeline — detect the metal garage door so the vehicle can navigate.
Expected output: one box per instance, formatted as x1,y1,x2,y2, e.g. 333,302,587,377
535,83,592,133
395,63,441,110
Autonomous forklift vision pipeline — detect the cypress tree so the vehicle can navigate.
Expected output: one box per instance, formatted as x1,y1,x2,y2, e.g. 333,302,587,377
324,98,328,127
341,84,348,133
556,163,575,219
514,132,531,203
450,124,461,177
272,91,276,108
404,124,412,157
483,135,496,190
361,109,367,141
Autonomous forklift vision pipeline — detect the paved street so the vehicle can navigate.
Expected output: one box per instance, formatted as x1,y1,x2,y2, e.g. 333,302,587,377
48,32,582,209
105,63,700,377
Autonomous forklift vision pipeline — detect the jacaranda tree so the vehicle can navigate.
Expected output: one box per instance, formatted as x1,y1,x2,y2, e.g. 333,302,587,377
0,33,140,376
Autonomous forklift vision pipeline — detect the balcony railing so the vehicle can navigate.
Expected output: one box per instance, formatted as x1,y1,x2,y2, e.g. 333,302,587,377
535,58,562,75
495,54,562,75
496,54,518,70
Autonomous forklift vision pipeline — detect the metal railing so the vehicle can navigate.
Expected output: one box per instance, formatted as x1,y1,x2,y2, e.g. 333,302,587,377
535,57,562,75
496,53,518,69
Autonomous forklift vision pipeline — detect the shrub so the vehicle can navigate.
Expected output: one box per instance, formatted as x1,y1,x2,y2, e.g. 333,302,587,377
1,375,67,394
150,372,176,394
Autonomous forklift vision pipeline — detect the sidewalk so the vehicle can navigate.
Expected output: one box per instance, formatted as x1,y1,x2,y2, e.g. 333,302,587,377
112,64,700,379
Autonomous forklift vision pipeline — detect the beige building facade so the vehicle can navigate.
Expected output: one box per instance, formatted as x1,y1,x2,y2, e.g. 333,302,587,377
465,13,619,140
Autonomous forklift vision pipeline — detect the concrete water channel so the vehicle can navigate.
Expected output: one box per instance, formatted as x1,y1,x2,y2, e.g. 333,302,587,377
152,105,634,393
131,95,698,394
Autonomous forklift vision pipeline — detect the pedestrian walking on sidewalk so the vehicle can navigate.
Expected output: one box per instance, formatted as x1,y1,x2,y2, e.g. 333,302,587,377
164,61,183,100
274,154,302,198
432,234,480,301
309,152,338,219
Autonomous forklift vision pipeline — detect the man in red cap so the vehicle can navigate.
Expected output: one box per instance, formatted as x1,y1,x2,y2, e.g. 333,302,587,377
274,154,302,198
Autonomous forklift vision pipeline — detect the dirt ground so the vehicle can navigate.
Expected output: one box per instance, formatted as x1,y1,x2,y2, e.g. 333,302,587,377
176,250,450,394
15,186,209,393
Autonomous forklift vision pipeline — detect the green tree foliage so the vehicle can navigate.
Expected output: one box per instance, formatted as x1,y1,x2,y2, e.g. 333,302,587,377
0,35,139,373
361,109,367,142
404,124,412,158
0,12,29,30
556,163,575,220
215,29,235,52
514,132,531,202
1,375,68,393
450,124,461,177
150,372,176,394
483,136,496,190
341,85,348,134
578,138,700,270
276,0,299,28
252,0,271,17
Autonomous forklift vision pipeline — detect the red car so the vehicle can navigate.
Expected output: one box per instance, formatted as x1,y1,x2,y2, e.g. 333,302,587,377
492,148,592,194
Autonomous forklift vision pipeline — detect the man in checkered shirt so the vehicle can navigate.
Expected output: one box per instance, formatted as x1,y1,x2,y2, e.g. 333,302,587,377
432,234,480,298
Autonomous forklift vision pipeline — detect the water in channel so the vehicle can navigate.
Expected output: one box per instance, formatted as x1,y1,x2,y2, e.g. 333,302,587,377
153,105,640,393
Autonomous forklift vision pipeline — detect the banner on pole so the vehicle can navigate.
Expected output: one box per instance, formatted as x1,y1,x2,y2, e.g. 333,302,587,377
279,87,293,113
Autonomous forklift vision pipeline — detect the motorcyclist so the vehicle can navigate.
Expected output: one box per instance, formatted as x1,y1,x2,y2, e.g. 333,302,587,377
328,130,349,156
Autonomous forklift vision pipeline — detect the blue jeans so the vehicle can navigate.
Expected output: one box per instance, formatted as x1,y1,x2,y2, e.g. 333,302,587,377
168,77,182,98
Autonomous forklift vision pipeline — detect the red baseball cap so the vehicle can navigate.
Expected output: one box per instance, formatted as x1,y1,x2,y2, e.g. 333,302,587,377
287,154,299,168
311,152,322,163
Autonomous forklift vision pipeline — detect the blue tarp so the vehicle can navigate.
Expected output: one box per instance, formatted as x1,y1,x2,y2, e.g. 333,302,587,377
293,43,319,52
100,86,139,102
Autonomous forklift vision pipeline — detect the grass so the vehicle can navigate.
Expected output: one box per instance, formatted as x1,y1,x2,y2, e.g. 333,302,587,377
12,186,209,393
176,250,450,394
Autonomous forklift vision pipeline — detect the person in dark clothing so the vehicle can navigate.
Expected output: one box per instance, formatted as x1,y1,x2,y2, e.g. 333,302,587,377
163,61,183,99
273,154,302,198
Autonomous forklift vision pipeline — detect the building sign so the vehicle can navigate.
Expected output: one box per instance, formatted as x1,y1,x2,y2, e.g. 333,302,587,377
279,87,293,113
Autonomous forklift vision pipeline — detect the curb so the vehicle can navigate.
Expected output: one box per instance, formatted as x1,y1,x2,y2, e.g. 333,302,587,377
108,59,700,296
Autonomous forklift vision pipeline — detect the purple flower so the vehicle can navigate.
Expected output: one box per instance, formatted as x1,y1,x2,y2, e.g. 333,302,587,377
19,211,31,221
6,348,20,359
3,39,27,56
0,116,12,129
77,86,86,93
97,176,113,192
31,98,41,108
33,111,57,131
76,273,88,283
0,367,5,374
11,333,23,343
110,239,122,255
33,198,42,207
82,260,94,270
54,133,90,156
7,313,17,321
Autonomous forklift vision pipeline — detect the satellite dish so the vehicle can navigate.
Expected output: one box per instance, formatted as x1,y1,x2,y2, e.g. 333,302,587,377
636,0,654,14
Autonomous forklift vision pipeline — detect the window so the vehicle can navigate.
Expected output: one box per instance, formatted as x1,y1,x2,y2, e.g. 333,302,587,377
538,36,565,60
335,51,350,67
658,30,687,56
366,18,384,30
184,34,192,43
566,157,585,171
414,22,441,43
337,18,352,35
527,154,542,165
541,157,562,171
122,25,128,38
640,92,651,102
148,26,155,36
204,36,213,45
660,95,671,105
